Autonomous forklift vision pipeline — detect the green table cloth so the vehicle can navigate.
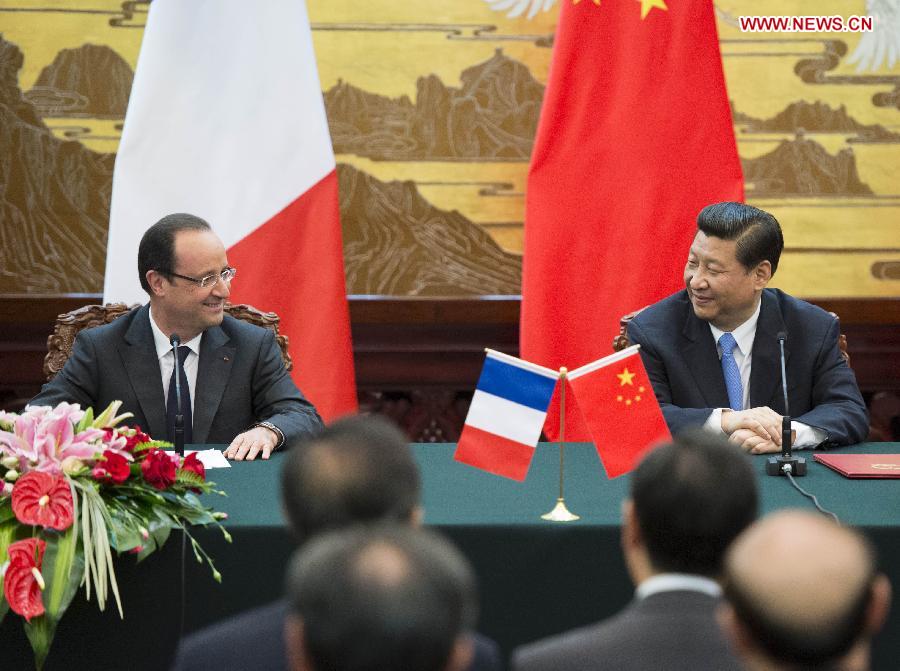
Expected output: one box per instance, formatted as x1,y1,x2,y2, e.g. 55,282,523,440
3,443,899,670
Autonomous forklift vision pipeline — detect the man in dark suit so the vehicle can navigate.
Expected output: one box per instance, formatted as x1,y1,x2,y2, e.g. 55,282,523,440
31,213,322,459
720,510,892,671
512,431,756,671
170,415,501,671
627,201,867,451
284,525,479,671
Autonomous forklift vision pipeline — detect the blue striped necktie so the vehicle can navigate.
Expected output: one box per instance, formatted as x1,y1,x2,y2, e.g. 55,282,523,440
718,332,743,411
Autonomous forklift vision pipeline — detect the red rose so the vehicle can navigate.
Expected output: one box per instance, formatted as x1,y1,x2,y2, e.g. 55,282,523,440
140,449,177,490
3,538,46,622
91,450,131,485
11,471,74,531
124,426,152,452
180,452,205,482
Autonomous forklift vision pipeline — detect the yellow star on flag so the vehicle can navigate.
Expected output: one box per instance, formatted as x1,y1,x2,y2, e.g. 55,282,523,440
638,0,667,19
617,367,636,386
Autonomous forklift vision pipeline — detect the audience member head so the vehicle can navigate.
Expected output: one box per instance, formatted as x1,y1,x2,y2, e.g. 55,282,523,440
622,430,758,583
720,510,892,671
685,202,783,330
280,414,421,543
139,213,233,341
284,525,477,671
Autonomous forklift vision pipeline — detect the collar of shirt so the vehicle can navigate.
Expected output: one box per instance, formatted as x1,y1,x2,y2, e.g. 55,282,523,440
709,298,761,359
148,307,202,360
635,573,722,600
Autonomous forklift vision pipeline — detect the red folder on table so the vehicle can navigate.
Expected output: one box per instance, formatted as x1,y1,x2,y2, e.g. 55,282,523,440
814,454,900,479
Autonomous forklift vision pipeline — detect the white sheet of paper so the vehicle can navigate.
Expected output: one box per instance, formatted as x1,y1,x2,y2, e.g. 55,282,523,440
185,448,231,469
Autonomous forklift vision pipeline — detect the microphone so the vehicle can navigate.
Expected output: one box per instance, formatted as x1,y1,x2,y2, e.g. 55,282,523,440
766,331,807,476
170,333,185,456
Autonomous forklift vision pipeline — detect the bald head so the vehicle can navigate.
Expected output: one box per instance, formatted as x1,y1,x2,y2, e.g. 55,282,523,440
723,510,889,668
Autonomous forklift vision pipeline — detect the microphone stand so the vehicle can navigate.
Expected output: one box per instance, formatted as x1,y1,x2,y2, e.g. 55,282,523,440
170,333,185,457
766,333,807,476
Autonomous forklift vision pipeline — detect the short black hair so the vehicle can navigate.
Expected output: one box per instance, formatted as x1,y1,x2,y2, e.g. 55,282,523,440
696,202,784,275
724,526,879,667
630,430,758,576
137,213,211,294
280,415,420,544
287,525,477,671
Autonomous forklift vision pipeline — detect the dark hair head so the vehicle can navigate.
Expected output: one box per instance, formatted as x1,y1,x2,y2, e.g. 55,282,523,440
280,415,420,544
287,525,477,671
696,202,784,275
630,429,758,576
723,511,880,667
137,213,211,294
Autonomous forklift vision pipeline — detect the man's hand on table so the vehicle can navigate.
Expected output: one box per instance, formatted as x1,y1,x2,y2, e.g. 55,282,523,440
721,407,783,447
224,425,278,461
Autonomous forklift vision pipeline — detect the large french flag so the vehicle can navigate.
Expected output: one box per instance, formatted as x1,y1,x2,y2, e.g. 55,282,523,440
104,0,356,420
454,350,558,481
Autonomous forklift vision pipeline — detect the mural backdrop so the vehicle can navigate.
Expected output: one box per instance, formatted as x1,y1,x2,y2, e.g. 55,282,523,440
1,0,898,296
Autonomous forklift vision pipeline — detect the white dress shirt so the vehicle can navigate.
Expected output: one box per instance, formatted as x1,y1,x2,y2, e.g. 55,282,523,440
635,573,722,600
702,300,826,448
149,308,201,416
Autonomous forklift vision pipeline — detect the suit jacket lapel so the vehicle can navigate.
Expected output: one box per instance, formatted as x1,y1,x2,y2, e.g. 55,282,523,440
118,305,167,440
682,304,730,408
193,325,235,444
749,290,787,412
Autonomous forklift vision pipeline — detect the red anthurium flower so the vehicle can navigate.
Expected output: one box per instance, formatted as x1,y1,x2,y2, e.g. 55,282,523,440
11,471,74,530
3,538,47,622
141,449,177,490
91,450,131,485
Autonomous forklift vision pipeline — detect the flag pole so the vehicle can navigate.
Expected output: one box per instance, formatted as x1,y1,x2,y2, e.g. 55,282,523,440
541,367,580,522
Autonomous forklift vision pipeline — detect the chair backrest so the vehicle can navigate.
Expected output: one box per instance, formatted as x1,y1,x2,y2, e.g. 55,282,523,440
612,306,850,365
44,302,292,381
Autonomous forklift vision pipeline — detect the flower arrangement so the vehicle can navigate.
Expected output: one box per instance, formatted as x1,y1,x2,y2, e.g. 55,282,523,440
0,401,228,669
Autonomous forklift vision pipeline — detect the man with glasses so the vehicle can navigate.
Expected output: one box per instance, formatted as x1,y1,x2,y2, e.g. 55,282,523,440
32,213,323,459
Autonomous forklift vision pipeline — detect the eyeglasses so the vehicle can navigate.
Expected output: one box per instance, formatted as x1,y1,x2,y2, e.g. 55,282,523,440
167,267,237,289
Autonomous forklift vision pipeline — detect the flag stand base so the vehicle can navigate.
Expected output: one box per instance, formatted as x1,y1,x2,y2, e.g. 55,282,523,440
541,498,580,522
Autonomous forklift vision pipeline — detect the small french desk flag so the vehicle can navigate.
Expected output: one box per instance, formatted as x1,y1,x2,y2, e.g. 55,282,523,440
454,350,558,480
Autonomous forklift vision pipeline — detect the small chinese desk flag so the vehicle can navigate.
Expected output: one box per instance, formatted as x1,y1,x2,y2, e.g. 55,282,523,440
455,350,558,480
568,345,671,478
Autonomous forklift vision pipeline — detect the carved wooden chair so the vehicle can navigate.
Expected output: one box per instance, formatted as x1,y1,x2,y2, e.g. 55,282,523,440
611,306,850,365
43,302,292,381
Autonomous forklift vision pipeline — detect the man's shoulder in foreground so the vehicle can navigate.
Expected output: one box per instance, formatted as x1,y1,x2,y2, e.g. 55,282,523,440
170,600,289,671
512,591,740,671
169,599,502,671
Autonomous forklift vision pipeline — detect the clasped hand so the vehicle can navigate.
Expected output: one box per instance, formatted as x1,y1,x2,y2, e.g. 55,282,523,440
721,407,786,454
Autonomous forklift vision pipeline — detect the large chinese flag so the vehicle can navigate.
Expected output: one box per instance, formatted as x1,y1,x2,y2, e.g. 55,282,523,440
104,0,356,420
520,0,743,440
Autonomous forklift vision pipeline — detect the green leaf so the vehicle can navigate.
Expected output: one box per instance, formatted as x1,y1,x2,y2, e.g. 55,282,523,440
0,595,9,626
0,503,14,525
42,527,84,620
24,614,56,671
0,518,20,609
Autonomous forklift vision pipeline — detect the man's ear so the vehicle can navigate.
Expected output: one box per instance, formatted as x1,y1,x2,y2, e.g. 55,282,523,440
444,634,474,671
621,499,641,550
865,574,892,636
284,614,313,671
409,505,425,529
752,260,772,289
146,270,168,297
717,602,754,659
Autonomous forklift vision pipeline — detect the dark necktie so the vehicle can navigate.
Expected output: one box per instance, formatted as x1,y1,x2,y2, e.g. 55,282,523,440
166,345,193,444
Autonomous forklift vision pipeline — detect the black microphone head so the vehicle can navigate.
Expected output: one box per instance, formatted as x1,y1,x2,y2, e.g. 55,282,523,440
776,331,787,343
169,333,181,347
